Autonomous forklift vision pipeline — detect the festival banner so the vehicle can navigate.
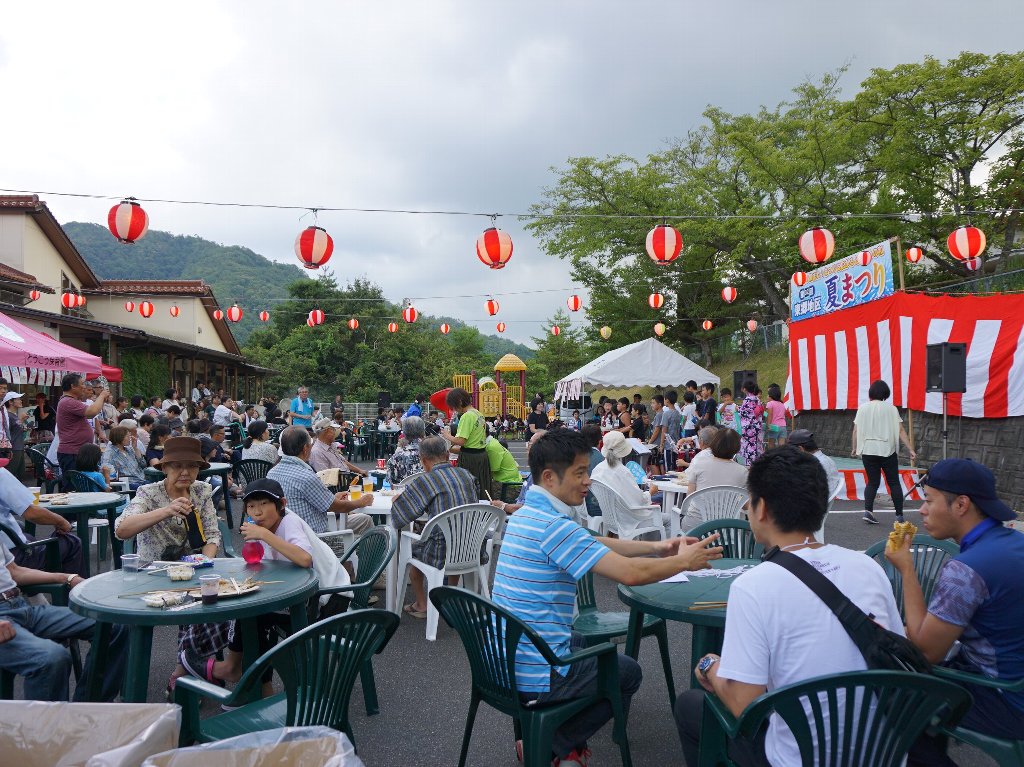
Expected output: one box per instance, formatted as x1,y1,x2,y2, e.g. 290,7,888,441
790,240,895,321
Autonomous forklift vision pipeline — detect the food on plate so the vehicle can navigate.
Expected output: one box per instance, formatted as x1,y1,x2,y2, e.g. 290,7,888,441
167,565,195,581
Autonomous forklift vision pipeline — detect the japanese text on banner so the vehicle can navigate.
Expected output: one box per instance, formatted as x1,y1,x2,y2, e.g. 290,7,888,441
790,240,895,321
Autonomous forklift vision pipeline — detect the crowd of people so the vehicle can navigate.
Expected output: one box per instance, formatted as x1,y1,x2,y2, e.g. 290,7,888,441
0,375,1019,767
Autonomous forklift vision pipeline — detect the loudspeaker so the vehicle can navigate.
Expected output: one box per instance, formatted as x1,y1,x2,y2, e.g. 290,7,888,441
377,391,391,410
926,343,967,393
733,370,758,395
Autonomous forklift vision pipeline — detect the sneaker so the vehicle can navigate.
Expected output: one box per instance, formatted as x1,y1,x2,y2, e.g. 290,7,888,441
554,748,590,767
862,511,880,525
895,514,905,524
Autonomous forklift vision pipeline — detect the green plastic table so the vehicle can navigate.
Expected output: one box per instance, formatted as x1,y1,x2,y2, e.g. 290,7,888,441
40,492,126,578
143,462,235,525
617,558,759,690
69,559,319,702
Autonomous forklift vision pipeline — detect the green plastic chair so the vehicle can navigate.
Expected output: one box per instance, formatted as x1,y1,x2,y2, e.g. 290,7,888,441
575,566,677,705
430,586,633,767
864,534,959,619
217,518,239,558
697,669,972,767
174,609,399,748
933,665,1024,766
26,446,58,493
234,458,274,487
687,518,765,560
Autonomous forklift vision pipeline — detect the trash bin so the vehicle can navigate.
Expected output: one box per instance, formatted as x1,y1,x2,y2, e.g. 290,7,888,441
141,726,365,767
0,701,180,767
368,470,386,490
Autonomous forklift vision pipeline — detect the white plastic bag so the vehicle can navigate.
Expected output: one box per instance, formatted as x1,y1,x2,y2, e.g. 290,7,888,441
141,726,365,767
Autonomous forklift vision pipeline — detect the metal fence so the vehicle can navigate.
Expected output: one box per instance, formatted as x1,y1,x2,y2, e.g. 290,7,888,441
680,320,789,362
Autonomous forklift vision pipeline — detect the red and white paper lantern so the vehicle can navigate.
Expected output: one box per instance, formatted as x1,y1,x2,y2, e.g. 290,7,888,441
798,227,835,264
476,227,513,269
721,286,737,304
646,224,683,265
653,322,666,337
566,294,582,312
60,292,77,309
259,310,270,322
792,271,808,287
440,323,451,335
307,317,316,328
496,322,506,333
648,292,665,310
347,318,359,330
294,226,334,269
139,301,154,318
28,290,41,302
965,257,982,272
169,304,180,318
485,298,500,316
747,320,758,333
107,199,149,244
906,247,924,264
947,226,986,261
123,301,135,313
76,293,86,308
599,326,612,340
702,320,713,331
858,251,872,267
227,304,243,322
387,322,399,333
551,325,561,337
402,305,418,323
212,309,224,321
309,309,325,325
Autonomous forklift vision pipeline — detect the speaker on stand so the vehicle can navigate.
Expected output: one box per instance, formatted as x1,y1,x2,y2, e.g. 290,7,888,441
733,370,758,396
925,343,967,459
377,391,391,411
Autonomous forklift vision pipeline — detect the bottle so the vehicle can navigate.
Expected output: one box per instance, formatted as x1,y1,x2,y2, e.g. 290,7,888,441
382,476,391,492
241,516,262,565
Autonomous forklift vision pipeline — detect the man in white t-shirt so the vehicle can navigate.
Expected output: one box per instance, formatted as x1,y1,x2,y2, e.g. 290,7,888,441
788,429,842,497
675,446,903,766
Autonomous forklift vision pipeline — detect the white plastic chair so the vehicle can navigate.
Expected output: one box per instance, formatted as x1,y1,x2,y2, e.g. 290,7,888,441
589,480,665,542
396,502,506,641
322,513,357,569
815,480,845,543
679,485,749,529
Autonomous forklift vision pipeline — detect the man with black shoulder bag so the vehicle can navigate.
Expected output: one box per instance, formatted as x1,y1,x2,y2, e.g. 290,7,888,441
675,446,906,767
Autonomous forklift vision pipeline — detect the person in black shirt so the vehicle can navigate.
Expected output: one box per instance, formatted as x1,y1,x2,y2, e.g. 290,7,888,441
696,383,718,429
32,392,56,440
630,403,647,440
526,401,549,434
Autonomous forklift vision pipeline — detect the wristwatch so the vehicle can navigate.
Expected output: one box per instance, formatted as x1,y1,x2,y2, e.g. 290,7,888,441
697,655,719,677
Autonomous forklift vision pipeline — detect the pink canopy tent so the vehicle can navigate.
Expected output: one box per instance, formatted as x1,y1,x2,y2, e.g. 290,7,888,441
0,310,102,386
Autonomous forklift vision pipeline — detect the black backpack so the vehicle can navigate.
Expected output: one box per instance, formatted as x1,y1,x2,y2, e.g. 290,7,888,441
763,546,932,674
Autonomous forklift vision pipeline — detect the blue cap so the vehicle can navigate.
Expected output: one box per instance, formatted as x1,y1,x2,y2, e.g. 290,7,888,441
923,459,1014,522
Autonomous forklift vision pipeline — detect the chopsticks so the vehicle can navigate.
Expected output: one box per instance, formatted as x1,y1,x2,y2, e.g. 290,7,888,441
483,489,493,502
688,601,728,611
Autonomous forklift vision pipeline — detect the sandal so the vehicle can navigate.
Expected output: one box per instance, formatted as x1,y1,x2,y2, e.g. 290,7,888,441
179,650,226,686
403,603,427,619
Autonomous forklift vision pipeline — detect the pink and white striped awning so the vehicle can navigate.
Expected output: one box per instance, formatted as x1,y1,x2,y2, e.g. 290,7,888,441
0,310,102,384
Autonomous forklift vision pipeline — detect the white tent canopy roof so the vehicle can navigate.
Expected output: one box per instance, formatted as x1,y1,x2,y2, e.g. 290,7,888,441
554,338,720,401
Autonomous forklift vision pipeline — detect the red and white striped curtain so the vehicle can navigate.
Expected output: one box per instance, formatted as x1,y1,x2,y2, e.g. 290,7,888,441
785,292,1024,418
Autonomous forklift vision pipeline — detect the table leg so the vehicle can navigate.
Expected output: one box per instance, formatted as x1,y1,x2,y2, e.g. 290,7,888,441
623,606,644,659
75,513,91,579
221,469,234,528
386,552,399,614
82,620,111,701
289,600,310,634
689,625,724,688
122,626,154,702
107,506,123,570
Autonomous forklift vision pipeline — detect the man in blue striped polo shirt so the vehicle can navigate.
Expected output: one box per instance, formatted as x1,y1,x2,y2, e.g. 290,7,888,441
492,429,723,766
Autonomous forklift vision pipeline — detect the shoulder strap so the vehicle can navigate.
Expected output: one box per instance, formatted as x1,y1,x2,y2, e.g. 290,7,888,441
763,547,878,635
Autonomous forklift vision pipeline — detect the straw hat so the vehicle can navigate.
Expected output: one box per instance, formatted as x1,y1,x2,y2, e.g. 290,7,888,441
153,436,210,470
601,431,633,459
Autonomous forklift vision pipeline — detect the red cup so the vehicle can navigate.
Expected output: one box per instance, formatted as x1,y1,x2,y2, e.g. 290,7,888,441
450,457,459,467
376,459,386,470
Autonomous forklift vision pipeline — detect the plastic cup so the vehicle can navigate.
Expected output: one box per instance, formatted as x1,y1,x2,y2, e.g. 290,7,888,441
28,487,40,504
350,486,362,501
363,478,373,493
376,458,386,470
199,574,220,605
121,554,141,581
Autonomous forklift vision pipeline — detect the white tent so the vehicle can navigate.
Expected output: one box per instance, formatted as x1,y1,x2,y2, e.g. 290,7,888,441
554,338,720,401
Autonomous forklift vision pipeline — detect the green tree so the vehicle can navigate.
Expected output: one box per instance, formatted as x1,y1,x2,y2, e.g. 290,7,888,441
528,309,591,396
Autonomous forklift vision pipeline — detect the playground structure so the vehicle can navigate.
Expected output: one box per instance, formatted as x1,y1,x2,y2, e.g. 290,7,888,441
453,353,528,419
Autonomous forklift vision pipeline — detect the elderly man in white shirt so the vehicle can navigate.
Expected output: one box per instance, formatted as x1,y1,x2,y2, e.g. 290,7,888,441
788,429,842,496
590,431,665,538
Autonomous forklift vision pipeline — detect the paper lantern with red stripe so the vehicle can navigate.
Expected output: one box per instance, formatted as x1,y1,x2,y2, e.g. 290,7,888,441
798,227,835,264
28,290,40,302
439,323,451,335
212,309,224,321
496,322,506,333
599,326,612,340
139,301,154,318
792,271,808,287
294,225,334,269
402,306,418,323
906,247,924,264
702,320,713,331
60,292,77,309
75,294,86,308
307,317,316,328
347,318,359,330
107,199,149,243
551,325,561,336
965,257,982,272
227,304,243,323
387,322,399,333
858,251,872,267
169,304,180,318
721,286,737,304
259,310,270,322
123,301,135,313
485,298,500,316
747,320,758,333
645,224,683,265
476,227,513,269
309,309,325,325
653,322,666,337
947,226,986,261
648,292,665,310
566,294,582,312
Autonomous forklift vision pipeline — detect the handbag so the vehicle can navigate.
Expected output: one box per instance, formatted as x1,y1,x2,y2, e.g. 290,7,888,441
763,546,932,674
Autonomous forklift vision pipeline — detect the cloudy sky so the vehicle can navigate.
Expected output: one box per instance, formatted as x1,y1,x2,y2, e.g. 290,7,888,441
2,1,1022,344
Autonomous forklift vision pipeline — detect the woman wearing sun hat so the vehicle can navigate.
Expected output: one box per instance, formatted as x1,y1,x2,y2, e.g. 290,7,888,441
591,431,665,538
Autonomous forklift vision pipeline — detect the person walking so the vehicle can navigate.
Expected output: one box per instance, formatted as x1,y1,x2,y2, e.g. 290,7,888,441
852,379,916,525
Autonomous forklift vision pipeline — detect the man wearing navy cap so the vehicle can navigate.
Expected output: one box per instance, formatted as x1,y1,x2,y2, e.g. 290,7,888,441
886,458,1024,765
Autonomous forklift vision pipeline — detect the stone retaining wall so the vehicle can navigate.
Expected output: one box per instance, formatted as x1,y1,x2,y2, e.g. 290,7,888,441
796,409,1024,514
